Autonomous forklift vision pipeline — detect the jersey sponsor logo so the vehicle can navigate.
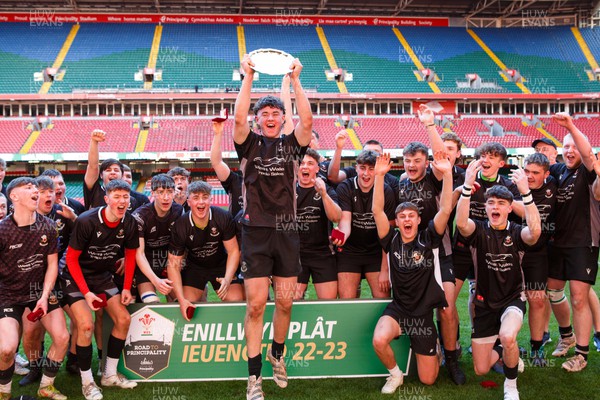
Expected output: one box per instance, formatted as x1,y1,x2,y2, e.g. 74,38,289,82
210,227,220,237
150,226,157,234
116,228,125,239
3,308,13,313
485,253,514,272
9,243,23,250
352,212,376,230
297,206,320,217
556,183,575,203
253,156,286,177
40,234,48,247
17,254,44,272
503,236,513,247
88,244,121,260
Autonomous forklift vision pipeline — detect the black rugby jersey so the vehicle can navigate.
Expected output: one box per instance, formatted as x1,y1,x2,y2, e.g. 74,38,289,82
380,221,447,317
83,180,143,212
343,166,400,194
336,177,396,257
169,207,236,270
235,130,307,228
46,204,74,260
0,213,58,306
296,183,338,255
220,170,244,218
469,172,521,222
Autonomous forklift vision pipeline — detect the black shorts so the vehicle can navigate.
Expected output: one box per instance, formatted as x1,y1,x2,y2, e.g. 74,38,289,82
439,253,456,284
472,298,526,340
548,245,599,284
383,302,438,356
135,264,168,286
337,251,381,274
452,237,474,282
241,225,301,279
181,265,224,291
298,251,337,284
522,248,548,292
0,297,62,325
60,270,120,307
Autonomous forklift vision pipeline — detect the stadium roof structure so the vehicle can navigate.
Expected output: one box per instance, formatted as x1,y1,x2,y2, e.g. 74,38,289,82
0,0,596,18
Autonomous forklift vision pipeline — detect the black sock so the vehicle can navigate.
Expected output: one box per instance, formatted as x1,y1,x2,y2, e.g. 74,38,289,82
248,354,262,378
76,344,93,372
493,342,503,360
271,340,285,360
575,344,589,361
43,358,62,378
97,348,103,360
559,326,573,339
67,351,78,364
107,335,125,359
595,332,600,339
530,339,543,352
436,320,444,348
29,357,43,371
444,349,457,363
0,363,14,385
504,364,518,380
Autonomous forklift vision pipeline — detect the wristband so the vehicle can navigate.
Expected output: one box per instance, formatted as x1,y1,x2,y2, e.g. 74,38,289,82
522,194,533,205
463,185,472,192
461,191,471,198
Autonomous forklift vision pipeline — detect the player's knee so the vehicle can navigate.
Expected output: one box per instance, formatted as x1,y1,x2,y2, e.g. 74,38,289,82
246,302,266,320
473,364,488,376
547,287,566,305
372,333,389,351
499,332,516,349
54,329,70,350
419,373,437,386
116,312,131,329
527,293,546,311
0,345,15,363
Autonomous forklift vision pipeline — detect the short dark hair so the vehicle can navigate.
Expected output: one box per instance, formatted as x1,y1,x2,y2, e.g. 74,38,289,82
99,158,124,175
356,150,378,166
395,202,420,215
440,132,463,149
105,179,131,194
475,142,508,161
187,180,212,196
253,95,285,115
151,174,175,191
403,142,429,157
484,185,514,203
122,164,131,173
524,153,550,172
364,139,383,153
312,130,320,140
34,176,54,191
167,167,191,180
40,169,62,178
7,177,36,198
304,148,321,164
0,158,6,170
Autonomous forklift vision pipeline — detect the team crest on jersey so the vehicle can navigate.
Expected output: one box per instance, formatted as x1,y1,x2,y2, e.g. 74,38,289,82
545,189,553,198
116,228,125,239
412,250,424,264
55,219,64,231
210,227,219,237
39,235,48,247
189,235,194,241
503,236,513,247
241,261,248,273
353,196,357,203
48,294,58,305
313,192,322,201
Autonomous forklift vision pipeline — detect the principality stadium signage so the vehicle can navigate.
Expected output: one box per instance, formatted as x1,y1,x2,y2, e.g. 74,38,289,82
104,301,412,381
0,12,448,27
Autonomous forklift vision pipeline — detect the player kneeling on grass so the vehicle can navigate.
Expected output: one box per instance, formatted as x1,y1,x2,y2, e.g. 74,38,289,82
456,160,541,400
0,177,69,400
61,179,139,400
167,180,241,320
132,174,182,304
372,152,453,394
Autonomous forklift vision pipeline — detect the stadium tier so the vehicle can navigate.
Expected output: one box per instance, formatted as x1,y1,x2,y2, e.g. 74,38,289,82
1,24,599,94
0,23,72,94
7,115,600,155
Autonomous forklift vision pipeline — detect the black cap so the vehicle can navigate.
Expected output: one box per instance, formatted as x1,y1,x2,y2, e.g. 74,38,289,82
532,138,557,149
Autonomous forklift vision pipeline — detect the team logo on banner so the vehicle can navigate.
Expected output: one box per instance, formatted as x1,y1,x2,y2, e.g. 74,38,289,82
123,307,175,379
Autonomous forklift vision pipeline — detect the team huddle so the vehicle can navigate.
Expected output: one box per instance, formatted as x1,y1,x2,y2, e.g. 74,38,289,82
0,56,599,400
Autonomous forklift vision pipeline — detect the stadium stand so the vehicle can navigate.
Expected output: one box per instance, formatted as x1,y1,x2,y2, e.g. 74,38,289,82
50,24,155,93
0,23,72,94
0,119,33,153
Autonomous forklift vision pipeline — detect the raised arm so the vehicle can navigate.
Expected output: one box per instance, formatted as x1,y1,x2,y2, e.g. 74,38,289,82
456,159,480,238
290,59,312,146
419,104,444,181
84,130,105,190
553,112,595,171
280,74,295,136
511,168,542,246
210,121,232,182
431,151,453,235
372,153,393,239
314,178,342,223
328,130,349,184
233,54,254,145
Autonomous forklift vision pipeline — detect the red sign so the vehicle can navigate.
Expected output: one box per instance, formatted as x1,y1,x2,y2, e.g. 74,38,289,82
0,12,449,27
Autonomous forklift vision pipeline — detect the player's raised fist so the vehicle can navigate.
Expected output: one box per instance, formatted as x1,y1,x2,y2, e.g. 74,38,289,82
91,129,106,143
